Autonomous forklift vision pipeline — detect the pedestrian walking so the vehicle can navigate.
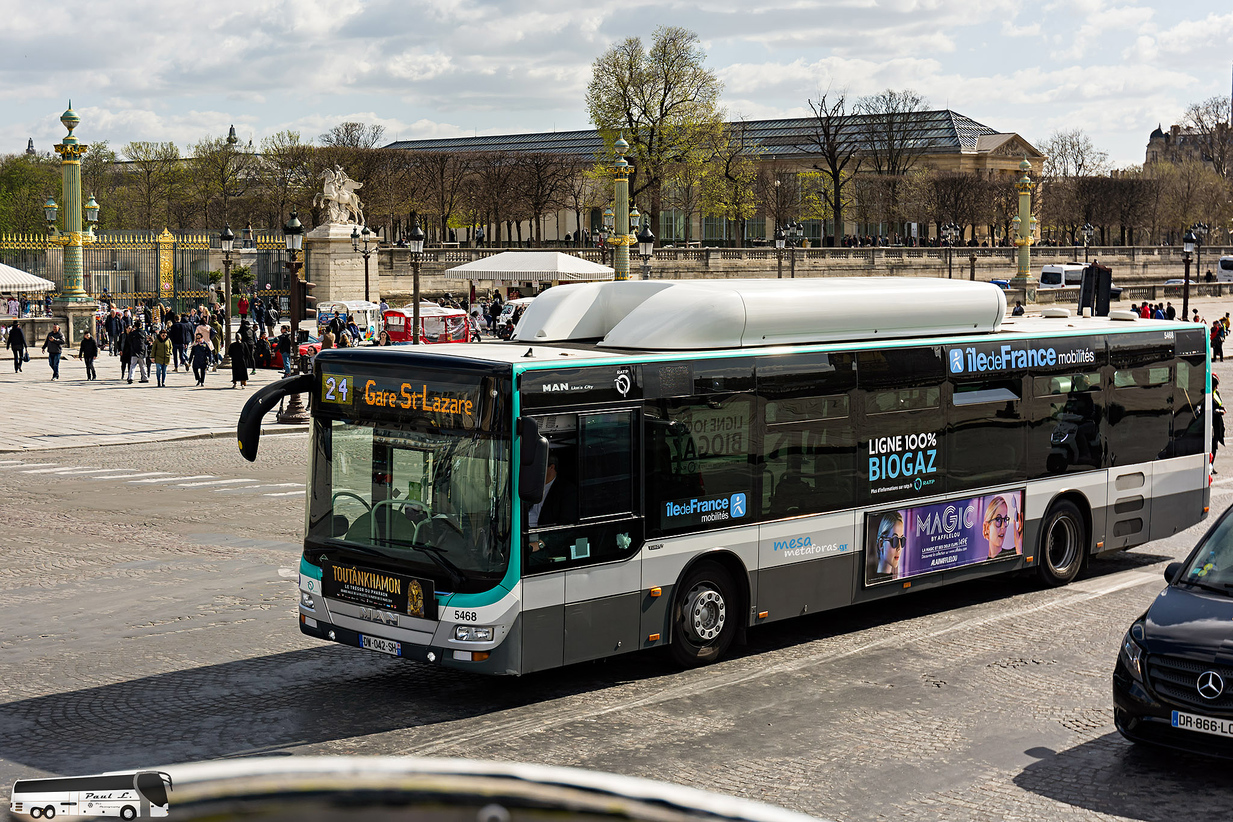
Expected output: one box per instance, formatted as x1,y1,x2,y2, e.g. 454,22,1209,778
78,331,98,380
41,324,65,380
238,294,249,320
230,332,251,388
123,323,149,384
1213,321,1226,363
6,322,27,372
189,334,212,386
152,328,172,386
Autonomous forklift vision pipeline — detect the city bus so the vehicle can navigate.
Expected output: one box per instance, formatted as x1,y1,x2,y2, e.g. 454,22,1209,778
10,771,172,819
237,278,1211,675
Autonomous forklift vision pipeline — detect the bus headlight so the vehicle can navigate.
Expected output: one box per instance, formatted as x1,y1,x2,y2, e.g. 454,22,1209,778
300,591,316,610
454,625,493,642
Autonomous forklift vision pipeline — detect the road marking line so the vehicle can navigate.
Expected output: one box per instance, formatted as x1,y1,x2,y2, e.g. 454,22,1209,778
130,475,216,484
0,460,27,465
178,478,260,487
265,433,309,439
46,468,118,475
88,472,170,480
264,491,305,497
15,464,59,471
213,483,302,492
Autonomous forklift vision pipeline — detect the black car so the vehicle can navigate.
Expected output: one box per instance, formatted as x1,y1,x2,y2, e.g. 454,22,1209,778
1114,507,1233,757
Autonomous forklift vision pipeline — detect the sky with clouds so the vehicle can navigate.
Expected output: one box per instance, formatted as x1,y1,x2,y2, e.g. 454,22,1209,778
2,0,1231,168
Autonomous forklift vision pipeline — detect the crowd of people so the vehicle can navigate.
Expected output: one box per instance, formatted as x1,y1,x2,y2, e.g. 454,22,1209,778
3,298,297,387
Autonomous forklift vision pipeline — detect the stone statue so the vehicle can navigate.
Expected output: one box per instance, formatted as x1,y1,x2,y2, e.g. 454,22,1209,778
314,165,365,225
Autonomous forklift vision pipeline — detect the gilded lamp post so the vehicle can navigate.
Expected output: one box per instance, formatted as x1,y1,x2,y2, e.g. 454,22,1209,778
1012,157,1037,297
608,137,633,280
48,102,99,304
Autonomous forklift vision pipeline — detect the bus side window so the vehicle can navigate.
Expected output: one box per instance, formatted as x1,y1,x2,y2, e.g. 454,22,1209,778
644,394,755,536
1167,356,1207,458
947,379,1025,491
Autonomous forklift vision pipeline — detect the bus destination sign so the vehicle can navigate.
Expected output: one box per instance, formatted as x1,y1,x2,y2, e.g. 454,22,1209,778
320,372,480,427
321,561,436,619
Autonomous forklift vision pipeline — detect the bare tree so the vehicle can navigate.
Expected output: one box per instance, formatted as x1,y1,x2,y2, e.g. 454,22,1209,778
190,135,259,227
257,131,313,229
122,142,181,230
1183,95,1233,179
701,119,762,246
560,156,604,246
1041,128,1110,179
516,152,570,246
319,122,387,149
418,151,474,242
796,90,862,243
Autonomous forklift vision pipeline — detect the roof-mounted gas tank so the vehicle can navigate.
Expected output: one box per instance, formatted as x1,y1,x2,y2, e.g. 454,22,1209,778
513,278,1007,350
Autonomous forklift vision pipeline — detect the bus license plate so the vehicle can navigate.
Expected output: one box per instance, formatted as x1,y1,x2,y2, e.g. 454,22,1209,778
1172,710,1233,739
360,635,402,657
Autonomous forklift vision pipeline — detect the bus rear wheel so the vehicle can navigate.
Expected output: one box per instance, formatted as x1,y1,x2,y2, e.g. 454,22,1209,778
670,563,738,667
29,808,41,819
43,807,55,819
1038,499,1085,587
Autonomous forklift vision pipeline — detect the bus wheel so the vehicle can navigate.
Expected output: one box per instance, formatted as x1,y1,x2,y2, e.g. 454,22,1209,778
43,807,55,819
29,808,41,819
120,806,137,821
670,563,737,667
1038,500,1085,587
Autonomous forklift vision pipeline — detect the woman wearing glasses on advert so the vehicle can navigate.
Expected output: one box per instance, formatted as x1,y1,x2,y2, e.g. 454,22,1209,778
984,495,1022,560
868,510,906,584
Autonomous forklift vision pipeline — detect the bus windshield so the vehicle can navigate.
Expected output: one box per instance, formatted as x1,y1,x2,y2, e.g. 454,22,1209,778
308,419,511,593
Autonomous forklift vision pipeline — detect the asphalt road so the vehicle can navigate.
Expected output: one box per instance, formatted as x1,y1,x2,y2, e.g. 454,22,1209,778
2,435,1233,822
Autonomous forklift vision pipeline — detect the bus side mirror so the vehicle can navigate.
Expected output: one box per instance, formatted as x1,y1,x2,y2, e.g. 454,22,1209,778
518,417,549,503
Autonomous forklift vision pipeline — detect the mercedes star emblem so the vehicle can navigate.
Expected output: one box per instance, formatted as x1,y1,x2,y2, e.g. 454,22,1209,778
1197,670,1225,700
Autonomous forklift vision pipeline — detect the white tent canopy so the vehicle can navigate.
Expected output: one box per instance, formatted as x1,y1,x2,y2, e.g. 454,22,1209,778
444,251,614,283
0,262,55,293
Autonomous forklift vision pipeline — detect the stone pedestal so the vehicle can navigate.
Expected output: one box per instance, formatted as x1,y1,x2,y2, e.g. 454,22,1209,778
305,223,365,302
56,300,97,346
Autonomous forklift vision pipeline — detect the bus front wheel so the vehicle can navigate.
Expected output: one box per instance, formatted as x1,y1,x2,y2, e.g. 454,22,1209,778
120,806,137,821
1038,499,1085,587
670,563,737,667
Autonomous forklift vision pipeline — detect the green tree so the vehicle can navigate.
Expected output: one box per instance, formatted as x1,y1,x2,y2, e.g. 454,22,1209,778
585,26,724,233
701,119,762,246
0,153,59,233
191,135,259,227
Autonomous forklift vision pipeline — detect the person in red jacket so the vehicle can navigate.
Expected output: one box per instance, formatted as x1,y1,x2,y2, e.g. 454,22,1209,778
238,295,249,319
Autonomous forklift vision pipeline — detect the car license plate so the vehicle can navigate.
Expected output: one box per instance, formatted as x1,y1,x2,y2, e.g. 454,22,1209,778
360,634,402,657
1172,710,1233,739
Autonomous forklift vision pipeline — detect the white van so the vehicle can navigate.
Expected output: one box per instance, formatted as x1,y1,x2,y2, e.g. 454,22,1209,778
1039,263,1085,288
1216,256,1233,282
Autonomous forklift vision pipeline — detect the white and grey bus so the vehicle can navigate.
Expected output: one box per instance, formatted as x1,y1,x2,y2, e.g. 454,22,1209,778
238,278,1211,675
10,771,172,819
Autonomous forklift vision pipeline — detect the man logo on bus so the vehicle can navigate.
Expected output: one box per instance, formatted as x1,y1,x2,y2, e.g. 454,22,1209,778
949,349,965,374
730,493,746,518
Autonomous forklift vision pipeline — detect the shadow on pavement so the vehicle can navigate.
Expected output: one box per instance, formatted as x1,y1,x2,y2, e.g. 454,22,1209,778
0,645,675,776
1013,732,1233,821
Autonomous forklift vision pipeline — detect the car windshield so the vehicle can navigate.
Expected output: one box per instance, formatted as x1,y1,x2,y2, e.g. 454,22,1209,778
308,419,511,593
1179,514,1233,592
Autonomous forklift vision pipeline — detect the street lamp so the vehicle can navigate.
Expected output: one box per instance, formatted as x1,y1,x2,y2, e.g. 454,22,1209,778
1192,222,1209,281
408,220,425,345
48,103,99,313
774,226,786,279
351,224,375,302
278,209,309,424
942,222,960,279
636,219,656,280
220,223,235,362
784,221,803,278
599,205,614,268
1081,222,1095,263
1182,228,1196,323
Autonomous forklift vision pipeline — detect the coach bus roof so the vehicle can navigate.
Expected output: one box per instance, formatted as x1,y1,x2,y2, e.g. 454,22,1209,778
511,278,1007,350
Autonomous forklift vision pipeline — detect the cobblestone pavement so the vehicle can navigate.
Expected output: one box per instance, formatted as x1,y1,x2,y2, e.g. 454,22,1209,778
0,435,1232,822
0,355,301,452
4,302,1233,821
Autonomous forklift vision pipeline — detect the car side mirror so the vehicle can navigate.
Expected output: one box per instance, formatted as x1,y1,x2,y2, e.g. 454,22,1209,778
1165,561,1184,584
517,417,549,504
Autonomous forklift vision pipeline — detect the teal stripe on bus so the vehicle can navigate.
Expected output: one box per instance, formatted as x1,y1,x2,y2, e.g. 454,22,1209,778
300,555,322,580
441,366,522,609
